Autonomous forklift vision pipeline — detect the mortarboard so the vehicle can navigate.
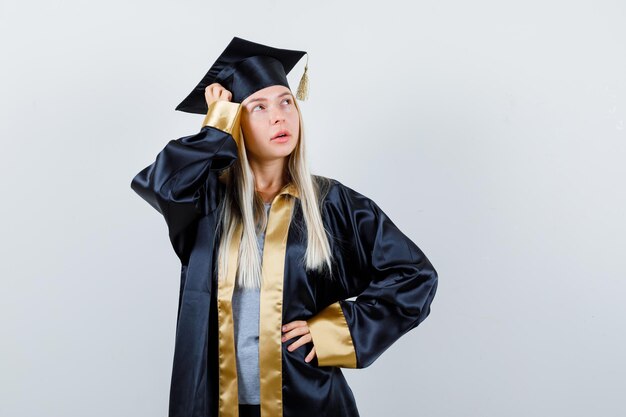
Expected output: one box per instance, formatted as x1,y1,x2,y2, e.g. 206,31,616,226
175,36,309,114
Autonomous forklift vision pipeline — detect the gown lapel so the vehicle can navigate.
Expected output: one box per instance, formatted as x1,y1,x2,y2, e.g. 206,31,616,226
217,183,299,417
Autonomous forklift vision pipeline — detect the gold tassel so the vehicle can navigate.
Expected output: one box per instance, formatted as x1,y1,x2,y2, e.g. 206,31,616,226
296,53,309,101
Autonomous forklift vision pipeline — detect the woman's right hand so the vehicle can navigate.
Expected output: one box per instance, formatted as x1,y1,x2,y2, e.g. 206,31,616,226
204,82,233,108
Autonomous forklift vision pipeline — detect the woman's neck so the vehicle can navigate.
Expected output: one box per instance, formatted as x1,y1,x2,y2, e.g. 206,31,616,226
250,158,290,203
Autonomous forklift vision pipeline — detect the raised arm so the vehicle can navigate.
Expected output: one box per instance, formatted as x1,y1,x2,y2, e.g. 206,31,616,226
130,100,241,262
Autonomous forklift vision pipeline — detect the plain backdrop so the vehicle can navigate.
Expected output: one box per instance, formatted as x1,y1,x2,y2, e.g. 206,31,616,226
1,1,625,416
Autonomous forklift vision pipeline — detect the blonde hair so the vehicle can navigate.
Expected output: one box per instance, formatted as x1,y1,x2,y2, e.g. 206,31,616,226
216,96,335,289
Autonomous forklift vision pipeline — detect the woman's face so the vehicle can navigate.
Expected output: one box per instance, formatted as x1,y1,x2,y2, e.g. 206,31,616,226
240,85,300,163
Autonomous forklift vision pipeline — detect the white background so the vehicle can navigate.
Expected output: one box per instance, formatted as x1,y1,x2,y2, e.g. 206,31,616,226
1,1,625,416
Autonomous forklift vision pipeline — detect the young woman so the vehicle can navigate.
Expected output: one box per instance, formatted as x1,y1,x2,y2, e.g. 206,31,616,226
131,36,438,417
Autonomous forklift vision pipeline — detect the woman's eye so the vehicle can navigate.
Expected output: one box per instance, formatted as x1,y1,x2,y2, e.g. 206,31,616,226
282,98,291,105
253,105,264,111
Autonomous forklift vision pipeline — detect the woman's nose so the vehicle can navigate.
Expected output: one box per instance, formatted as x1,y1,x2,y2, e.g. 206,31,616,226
270,108,286,123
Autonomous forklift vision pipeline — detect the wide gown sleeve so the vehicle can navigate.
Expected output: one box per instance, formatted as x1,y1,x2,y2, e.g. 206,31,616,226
306,184,439,369
130,100,242,262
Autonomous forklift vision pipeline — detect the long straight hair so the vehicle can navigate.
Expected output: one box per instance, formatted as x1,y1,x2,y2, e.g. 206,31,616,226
215,96,335,289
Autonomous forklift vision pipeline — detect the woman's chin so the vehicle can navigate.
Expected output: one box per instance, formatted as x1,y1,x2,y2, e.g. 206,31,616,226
266,147,296,159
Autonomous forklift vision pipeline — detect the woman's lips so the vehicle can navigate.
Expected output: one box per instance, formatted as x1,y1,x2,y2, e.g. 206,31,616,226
270,133,290,143
271,135,290,143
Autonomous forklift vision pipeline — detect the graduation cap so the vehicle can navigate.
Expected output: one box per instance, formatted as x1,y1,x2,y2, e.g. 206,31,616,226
175,36,309,114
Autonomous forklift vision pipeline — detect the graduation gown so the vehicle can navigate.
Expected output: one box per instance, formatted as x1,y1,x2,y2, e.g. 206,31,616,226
130,100,439,417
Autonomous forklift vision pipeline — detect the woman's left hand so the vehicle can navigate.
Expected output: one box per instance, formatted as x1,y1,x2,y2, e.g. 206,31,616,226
282,321,317,363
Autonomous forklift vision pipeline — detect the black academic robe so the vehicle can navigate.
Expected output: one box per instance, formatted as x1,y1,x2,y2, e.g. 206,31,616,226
130,100,439,417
